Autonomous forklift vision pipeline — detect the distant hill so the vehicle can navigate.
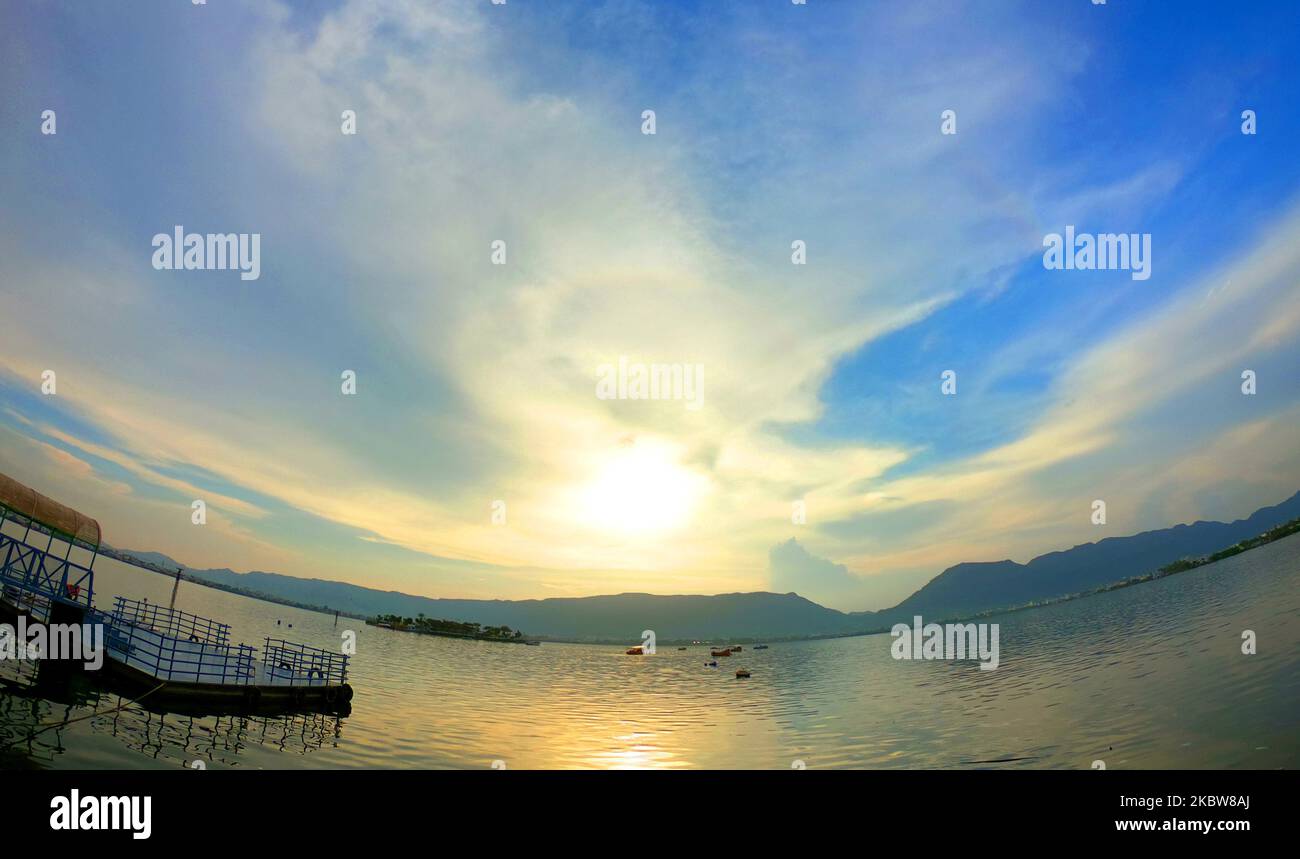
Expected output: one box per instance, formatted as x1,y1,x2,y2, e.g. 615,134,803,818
114,490,1300,642
109,556,865,641
871,489,1300,623
113,550,184,570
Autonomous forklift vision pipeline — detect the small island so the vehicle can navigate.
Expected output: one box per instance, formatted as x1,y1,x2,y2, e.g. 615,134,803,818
367,613,533,644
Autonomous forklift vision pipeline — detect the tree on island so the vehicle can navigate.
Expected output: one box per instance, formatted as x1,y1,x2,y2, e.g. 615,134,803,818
367,613,526,641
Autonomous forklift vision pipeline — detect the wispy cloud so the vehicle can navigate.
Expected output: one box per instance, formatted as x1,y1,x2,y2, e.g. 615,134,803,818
1,0,1297,607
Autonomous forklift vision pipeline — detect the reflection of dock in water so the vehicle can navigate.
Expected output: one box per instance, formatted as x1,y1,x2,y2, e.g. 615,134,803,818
95,708,344,767
2,658,344,768
0,658,106,766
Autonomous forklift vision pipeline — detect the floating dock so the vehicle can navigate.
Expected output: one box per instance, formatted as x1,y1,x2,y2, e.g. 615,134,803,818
0,473,353,716
94,598,353,713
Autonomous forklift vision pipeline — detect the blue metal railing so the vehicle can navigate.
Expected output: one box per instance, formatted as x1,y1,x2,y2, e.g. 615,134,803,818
263,639,349,687
0,529,94,608
98,607,255,685
2,537,349,691
110,597,231,645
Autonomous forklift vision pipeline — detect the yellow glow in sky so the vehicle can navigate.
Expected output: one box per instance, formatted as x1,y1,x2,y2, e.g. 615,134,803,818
570,439,708,539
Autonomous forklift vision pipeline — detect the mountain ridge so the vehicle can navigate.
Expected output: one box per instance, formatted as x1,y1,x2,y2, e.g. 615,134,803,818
876,490,1300,622
111,490,1300,641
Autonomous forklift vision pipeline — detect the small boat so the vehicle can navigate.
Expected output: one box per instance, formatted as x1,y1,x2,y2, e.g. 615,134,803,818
524,641,541,646
705,660,718,668
626,646,644,655
677,646,687,651
711,648,731,657
753,644,769,650
736,668,751,678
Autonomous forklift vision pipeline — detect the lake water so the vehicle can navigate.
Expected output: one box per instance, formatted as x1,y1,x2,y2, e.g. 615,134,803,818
2,535,1297,769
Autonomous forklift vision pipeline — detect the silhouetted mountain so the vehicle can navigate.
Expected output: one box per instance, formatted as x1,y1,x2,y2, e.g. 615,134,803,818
358,591,862,641
114,490,1300,641
871,490,1300,622
111,553,864,641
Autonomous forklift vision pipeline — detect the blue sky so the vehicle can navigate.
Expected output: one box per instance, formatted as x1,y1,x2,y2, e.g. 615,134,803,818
2,0,1298,611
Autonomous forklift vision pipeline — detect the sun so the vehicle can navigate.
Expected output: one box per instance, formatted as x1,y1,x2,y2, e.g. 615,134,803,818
573,439,707,537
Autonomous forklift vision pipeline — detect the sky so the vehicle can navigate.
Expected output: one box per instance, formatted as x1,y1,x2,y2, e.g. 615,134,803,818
1,0,1298,612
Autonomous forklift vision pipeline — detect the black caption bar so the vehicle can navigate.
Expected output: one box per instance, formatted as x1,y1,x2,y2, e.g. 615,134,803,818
11,769,1286,846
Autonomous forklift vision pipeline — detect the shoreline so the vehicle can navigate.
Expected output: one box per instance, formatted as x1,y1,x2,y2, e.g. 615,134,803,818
98,548,367,623
100,519,1299,647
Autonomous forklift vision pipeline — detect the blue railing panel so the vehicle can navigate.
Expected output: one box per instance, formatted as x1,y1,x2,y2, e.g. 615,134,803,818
263,638,348,686
111,597,231,645
0,530,94,607
101,609,255,686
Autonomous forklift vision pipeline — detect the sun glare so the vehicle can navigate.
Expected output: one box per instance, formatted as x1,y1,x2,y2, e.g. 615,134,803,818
574,441,706,537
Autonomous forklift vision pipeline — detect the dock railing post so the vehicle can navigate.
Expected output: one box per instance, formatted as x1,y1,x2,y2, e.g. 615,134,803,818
168,567,181,612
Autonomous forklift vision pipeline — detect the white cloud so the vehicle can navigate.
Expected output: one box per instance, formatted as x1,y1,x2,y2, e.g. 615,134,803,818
2,0,1294,606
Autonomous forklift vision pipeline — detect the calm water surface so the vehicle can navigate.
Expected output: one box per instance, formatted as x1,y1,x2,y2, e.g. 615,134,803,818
2,536,1297,769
